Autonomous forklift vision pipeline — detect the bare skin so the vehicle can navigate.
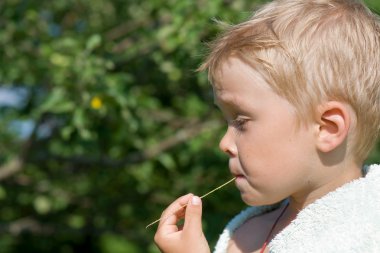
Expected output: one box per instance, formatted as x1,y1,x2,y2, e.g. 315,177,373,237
228,206,289,253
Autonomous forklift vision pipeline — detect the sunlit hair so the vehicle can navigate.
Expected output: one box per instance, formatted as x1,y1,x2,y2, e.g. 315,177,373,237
199,0,380,162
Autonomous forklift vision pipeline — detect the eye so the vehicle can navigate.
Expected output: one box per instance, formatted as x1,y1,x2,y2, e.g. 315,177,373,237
230,117,248,131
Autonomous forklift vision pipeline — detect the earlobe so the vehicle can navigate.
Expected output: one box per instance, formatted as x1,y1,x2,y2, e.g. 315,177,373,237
316,102,350,153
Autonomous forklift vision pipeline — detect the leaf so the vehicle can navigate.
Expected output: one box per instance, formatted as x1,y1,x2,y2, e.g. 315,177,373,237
0,186,7,200
67,214,85,229
157,153,176,172
33,196,51,215
86,34,102,51
37,88,75,114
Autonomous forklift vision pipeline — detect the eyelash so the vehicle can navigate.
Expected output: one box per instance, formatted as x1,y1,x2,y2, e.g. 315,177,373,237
230,118,248,131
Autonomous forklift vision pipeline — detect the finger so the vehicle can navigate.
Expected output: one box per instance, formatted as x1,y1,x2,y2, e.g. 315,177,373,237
183,195,203,235
158,214,180,235
159,193,193,220
157,193,193,232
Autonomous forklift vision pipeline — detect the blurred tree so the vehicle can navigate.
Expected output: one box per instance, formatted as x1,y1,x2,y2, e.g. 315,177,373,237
0,0,379,252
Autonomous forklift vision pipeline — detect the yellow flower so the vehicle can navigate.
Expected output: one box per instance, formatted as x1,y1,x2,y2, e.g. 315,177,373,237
91,96,103,109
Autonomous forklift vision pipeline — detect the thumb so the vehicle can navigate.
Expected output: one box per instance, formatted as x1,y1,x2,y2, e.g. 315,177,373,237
183,195,203,234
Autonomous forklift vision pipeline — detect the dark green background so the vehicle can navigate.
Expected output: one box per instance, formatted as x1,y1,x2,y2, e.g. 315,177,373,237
0,0,379,252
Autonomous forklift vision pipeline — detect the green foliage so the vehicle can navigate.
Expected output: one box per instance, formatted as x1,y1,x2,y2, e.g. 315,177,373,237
366,0,380,12
0,0,379,252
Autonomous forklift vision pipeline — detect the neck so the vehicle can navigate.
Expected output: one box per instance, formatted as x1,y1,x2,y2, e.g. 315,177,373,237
286,162,363,220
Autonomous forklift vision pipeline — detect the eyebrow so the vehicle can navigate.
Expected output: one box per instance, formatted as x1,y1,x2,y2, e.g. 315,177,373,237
213,93,239,107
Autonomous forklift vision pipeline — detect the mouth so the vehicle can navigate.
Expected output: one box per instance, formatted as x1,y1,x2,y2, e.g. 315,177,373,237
230,170,245,179
234,175,246,182
232,172,246,188
229,162,246,180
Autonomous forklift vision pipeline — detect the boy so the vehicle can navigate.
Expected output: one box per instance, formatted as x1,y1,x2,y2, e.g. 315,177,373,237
154,0,380,252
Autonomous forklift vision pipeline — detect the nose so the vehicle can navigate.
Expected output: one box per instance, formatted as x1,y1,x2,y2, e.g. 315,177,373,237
219,127,237,157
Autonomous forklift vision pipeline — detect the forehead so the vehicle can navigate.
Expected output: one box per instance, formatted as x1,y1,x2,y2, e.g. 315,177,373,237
211,57,273,98
213,90,239,108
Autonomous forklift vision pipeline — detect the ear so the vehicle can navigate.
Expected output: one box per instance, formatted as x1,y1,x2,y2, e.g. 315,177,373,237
316,101,351,153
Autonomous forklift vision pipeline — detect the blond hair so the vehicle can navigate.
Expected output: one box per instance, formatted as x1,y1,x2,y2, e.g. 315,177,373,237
200,0,380,162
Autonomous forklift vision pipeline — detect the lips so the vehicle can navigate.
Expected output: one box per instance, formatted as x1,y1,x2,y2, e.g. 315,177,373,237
233,174,246,182
229,168,245,178
229,160,245,178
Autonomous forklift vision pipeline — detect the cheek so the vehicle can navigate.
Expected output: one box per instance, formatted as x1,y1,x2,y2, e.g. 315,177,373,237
239,125,291,157
237,124,306,175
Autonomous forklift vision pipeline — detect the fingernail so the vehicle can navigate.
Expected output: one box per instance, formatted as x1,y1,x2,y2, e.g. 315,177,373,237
192,196,201,205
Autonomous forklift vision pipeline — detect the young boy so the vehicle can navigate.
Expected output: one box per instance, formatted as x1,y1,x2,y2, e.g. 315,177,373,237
154,0,380,252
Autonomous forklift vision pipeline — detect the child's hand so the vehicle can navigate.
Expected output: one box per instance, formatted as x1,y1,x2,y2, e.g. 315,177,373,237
154,193,210,253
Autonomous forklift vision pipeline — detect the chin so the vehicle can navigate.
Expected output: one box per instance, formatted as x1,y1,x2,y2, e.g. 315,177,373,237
240,193,262,206
241,193,282,207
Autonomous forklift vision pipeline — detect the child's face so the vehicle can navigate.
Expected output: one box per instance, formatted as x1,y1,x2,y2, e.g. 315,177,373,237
213,57,318,206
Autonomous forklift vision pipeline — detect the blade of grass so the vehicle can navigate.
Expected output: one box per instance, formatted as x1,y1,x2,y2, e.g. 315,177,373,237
145,177,236,229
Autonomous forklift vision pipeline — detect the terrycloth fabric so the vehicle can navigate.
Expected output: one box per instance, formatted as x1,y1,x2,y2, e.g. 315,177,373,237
213,164,380,253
